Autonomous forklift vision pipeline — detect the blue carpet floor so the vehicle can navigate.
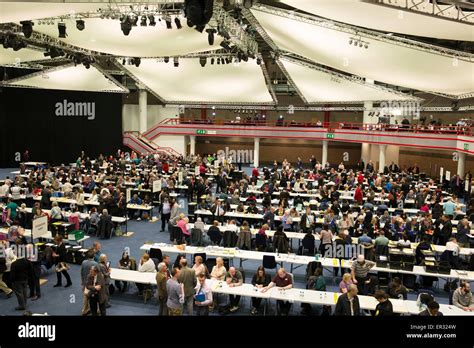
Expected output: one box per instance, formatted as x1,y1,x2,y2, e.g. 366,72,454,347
0,167,451,316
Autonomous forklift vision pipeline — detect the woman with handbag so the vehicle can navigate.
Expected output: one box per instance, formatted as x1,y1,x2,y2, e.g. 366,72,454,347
85,266,106,316
52,235,72,288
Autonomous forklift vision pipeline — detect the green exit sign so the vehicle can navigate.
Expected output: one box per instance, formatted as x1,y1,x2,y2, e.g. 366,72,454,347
464,143,469,151
326,133,335,139
196,130,207,135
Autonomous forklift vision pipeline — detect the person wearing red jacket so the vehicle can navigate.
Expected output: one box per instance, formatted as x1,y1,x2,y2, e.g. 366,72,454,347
354,185,363,204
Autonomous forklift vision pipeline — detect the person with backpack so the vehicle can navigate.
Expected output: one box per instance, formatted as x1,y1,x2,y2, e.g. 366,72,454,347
301,267,328,315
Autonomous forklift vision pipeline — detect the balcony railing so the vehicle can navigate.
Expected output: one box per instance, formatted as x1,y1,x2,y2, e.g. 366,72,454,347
154,118,474,137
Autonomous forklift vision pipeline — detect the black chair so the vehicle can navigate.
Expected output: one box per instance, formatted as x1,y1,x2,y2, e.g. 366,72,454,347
255,234,267,251
190,228,203,246
263,255,277,270
149,248,163,262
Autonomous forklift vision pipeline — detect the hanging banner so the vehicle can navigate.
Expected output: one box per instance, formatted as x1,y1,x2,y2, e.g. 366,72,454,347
446,171,451,181
195,166,200,176
178,171,183,184
440,167,444,182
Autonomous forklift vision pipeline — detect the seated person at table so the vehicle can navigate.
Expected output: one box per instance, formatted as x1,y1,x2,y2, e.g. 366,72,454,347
256,224,269,251
225,267,243,313
193,217,205,232
225,219,239,233
250,266,271,315
443,197,456,218
207,220,223,245
373,290,394,316
456,218,471,248
452,281,474,312
281,210,293,232
237,221,251,250
397,233,411,248
177,215,190,243
136,253,156,295
210,199,226,222
415,236,432,265
247,202,259,215
192,256,207,277
127,194,143,220
339,273,353,293
387,277,407,300
419,301,443,316
262,268,293,316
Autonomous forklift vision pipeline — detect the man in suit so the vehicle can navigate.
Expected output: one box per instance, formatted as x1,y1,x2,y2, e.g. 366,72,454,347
156,262,168,316
419,301,443,316
85,265,107,316
210,199,226,223
433,215,453,245
178,258,197,315
80,250,98,316
10,247,32,311
335,284,361,316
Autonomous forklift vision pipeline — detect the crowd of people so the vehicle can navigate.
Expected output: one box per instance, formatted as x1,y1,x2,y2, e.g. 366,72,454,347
0,149,473,316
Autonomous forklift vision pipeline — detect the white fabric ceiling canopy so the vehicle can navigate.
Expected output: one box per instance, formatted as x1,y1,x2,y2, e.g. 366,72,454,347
280,58,416,103
121,58,274,103
1,64,128,93
0,2,105,24
252,9,474,97
33,18,222,57
279,0,474,42
0,47,45,65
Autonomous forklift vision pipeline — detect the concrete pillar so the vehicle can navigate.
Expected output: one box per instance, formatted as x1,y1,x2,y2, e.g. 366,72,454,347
457,152,466,178
322,140,328,166
138,88,147,134
379,145,387,173
361,98,374,166
361,143,371,165
254,138,260,168
189,135,196,156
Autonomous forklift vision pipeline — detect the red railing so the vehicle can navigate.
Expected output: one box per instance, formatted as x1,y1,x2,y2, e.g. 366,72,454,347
151,118,474,136
123,131,182,157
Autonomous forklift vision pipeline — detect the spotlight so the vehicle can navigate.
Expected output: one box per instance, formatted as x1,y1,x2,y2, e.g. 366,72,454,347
173,57,179,67
164,56,170,63
120,15,132,36
199,56,206,67
256,57,261,65
243,0,253,9
148,15,156,26
206,28,215,45
174,17,182,29
140,16,147,26
210,57,215,65
165,18,172,29
76,19,85,31
12,39,26,51
195,25,205,33
217,57,220,65
359,42,363,47
349,39,352,45
81,56,91,69
58,22,67,38
364,43,368,49
20,21,33,38
132,57,141,67
220,40,231,50
122,58,126,65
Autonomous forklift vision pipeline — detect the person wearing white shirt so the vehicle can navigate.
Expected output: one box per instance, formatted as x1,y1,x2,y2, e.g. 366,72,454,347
0,183,10,196
194,274,213,316
62,181,73,194
136,253,156,295
445,238,460,255
225,220,238,233
10,186,21,200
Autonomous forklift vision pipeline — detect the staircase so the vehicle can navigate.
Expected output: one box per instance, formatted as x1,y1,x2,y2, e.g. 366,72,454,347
123,131,181,157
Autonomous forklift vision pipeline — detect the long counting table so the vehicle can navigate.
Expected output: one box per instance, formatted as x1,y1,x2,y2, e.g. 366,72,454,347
139,243,474,282
109,268,472,316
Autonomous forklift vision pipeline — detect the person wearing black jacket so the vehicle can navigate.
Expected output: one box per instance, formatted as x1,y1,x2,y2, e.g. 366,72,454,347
27,244,41,301
300,206,316,234
335,284,360,316
52,235,72,287
10,251,32,310
373,290,394,316
433,215,452,245
250,266,271,315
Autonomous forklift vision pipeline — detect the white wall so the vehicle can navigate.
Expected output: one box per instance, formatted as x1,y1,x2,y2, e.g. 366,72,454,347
122,104,180,132
153,135,186,156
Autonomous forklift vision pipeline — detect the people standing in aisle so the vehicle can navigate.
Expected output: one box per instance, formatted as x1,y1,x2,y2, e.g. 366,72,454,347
52,235,72,288
85,266,106,316
80,250,98,316
156,262,169,316
194,273,213,316
178,258,197,315
167,266,184,316
10,247,32,311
